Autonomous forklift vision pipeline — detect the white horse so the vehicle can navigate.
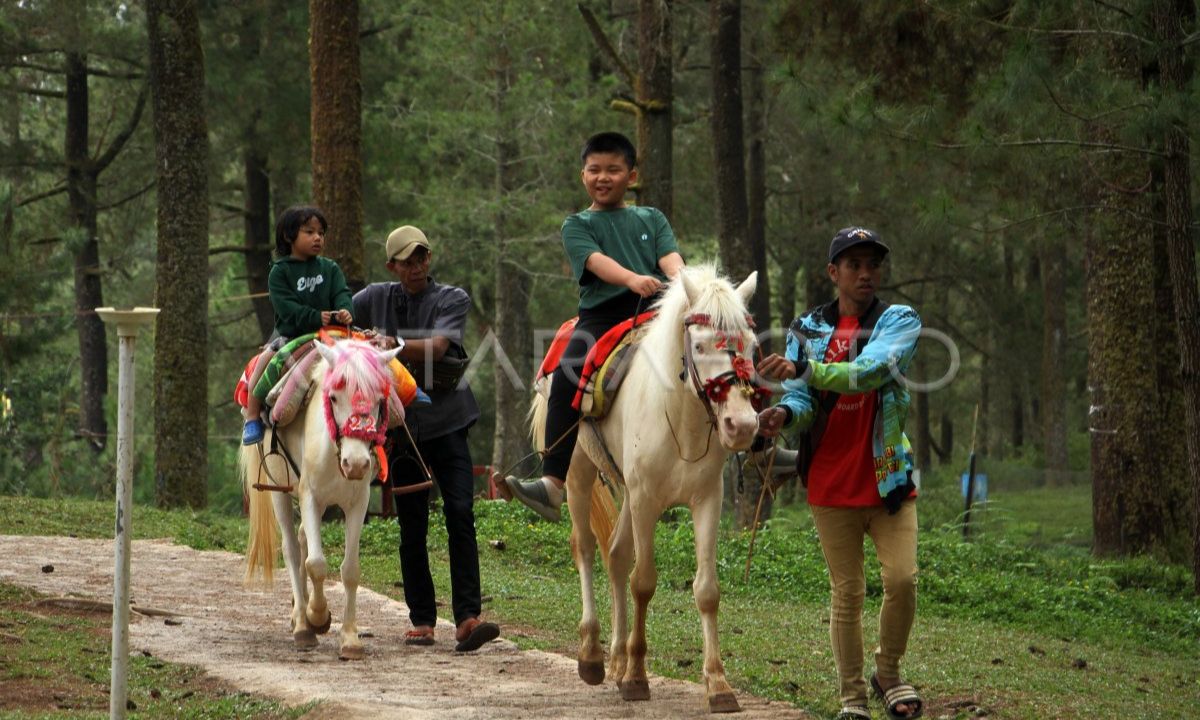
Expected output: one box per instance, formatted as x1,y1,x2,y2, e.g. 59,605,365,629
243,339,400,660
533,265,762,713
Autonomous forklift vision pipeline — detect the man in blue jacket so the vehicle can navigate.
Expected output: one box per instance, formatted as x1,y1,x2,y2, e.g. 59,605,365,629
757,227,924,720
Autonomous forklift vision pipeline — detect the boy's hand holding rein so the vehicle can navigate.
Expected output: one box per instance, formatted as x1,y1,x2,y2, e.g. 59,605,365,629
626,274,663,297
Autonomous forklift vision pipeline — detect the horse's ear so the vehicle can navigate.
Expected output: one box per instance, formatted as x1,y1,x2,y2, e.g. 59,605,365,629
376,347,402,365
313,340,339,367
680,268,700,306
735,271,758,306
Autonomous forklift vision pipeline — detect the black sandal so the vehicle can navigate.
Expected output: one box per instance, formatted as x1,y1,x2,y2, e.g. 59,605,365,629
870,674,923,720
835,706,871,720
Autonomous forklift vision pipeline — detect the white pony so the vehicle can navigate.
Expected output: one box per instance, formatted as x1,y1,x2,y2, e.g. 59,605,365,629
243,339,400,660
534,265,762,713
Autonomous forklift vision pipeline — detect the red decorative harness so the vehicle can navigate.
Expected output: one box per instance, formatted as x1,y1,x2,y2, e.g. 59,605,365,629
322,376,389,448
682,313,772,420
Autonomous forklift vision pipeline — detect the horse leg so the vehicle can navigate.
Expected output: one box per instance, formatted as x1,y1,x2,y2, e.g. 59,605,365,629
273,492,314,648
566,455,604,685
300,494,333,636
337,491,370,660
692,491,740,714
619,496,658,702
607,497,634,685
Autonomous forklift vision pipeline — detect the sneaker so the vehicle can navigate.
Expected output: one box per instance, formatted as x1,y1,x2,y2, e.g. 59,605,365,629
503,476,564,522
242,418,265,446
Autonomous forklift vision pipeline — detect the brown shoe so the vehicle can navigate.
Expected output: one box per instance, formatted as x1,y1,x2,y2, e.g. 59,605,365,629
454,617,499,652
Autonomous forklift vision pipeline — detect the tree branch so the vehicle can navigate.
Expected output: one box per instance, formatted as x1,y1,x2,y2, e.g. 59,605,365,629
209,245,252,256
1088,0,1137,21
0,83,64,99
16,184,67,208
211,200,249,217
0,58,143,79
577,3,636,87
887,125,1165,158
1039,76,1149,123
98,181,154,211
93,83,148,172
359,22,394,39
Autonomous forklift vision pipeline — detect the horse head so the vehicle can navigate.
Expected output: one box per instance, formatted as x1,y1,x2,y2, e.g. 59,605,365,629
677,268,764,452
313,340,401,481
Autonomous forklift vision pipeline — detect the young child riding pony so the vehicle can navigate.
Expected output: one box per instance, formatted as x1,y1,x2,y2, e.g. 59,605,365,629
241,205,354,445
504,131,684,520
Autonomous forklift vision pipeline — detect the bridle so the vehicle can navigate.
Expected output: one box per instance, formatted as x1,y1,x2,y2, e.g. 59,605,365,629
679,312,773,429
322,373,389,477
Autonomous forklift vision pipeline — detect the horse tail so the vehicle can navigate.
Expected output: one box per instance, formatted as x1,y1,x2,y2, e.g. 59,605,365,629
528,379,549,452
241,444,278,588
589,482,618,566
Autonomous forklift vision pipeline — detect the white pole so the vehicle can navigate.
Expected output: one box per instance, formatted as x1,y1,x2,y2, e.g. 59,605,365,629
96,307,158,720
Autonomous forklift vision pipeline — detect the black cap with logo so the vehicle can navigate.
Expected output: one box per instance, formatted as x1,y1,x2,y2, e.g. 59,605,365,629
828,227,890,263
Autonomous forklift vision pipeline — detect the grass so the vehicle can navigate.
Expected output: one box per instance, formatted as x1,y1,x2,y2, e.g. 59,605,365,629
0,582,312,720
0,490,1197,719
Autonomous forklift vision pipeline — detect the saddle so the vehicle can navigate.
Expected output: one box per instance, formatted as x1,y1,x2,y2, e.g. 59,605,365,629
233,328,421,429
536,312,655,419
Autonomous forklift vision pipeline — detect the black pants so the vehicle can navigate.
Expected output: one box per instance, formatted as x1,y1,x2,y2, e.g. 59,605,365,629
543,291,646,480
387,426,481,627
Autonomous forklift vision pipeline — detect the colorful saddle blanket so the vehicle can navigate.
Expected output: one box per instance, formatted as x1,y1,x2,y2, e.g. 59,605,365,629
233,329,424,428
536,312,656,419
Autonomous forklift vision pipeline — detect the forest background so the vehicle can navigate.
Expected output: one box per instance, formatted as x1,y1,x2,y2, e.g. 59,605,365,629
0,0,1198,590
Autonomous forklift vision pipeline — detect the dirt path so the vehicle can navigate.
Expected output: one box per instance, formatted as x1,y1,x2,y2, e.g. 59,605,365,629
0,536,810,719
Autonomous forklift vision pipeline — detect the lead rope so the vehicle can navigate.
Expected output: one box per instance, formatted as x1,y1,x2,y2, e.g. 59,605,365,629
743,442,781,582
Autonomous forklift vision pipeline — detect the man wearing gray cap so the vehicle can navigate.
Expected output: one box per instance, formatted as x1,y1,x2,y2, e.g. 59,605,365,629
353,225,499,652
756,226,924,720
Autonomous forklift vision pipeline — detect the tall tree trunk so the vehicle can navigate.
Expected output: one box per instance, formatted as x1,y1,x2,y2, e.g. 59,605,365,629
744,21,772,351
776,253,796,330
238,9,274,342
1152,0,1200,592
710,0,749,282
635,0,673,219
65,51,107,453
243,144,274,342
979,340,990,458
148,0,210,509
1041,238,1069,486
913,367,932,470
309,0,364,290
710,0,757,528
490,20,532,476
1003,240,1023,453
1086,135,1178,557
938,413,953,462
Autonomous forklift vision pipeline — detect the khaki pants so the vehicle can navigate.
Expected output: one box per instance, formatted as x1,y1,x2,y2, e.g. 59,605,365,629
810,500,917,708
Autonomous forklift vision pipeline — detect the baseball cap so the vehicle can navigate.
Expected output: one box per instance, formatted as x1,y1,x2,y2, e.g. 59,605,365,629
386,226,431,262
828,226,889,263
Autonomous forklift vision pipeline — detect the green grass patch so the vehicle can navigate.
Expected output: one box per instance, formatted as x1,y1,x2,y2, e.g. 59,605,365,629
1,492,1197,718
0,582,312,719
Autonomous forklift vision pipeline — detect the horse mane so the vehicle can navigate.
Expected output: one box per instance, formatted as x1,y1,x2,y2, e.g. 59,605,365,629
321,340,391,397
633,263,752,400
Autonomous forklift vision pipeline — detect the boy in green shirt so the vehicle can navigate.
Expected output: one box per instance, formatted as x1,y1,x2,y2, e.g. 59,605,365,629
241,205,354,445
505,132,683,521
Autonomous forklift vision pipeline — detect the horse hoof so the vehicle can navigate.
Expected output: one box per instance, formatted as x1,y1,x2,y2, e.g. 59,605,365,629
339,645,365,661
618,679,650,701
708,692,741,714
310,610,332,635
293,629,318,648
578,660,605,685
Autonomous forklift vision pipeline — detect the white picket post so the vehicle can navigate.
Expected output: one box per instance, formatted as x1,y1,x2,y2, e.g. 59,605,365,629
95,307,159,720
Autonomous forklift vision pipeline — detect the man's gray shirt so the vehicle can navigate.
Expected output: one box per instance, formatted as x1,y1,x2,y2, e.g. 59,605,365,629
353,277,480,442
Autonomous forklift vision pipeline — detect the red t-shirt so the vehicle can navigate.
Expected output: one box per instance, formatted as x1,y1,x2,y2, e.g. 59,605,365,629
806,315,881,507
